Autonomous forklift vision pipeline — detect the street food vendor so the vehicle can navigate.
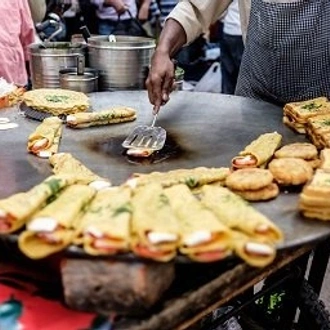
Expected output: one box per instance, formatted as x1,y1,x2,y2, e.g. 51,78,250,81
146,0,330,113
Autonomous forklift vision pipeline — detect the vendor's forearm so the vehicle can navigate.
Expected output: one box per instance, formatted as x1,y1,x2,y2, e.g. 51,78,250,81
156,18,187,58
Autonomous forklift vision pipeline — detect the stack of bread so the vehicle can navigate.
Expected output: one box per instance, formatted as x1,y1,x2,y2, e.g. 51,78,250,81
305,114,330,149
299,149,330,221
283,97,330,134
225,168,279,201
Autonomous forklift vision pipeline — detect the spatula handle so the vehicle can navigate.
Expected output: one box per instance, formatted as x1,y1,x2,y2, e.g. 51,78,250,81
151,113,158,128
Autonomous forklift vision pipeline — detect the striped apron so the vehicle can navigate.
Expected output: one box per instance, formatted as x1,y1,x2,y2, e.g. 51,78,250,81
235,0,330,105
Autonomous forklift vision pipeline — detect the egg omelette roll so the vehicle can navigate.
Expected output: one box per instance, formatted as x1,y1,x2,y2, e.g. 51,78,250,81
231,231,276,268
49,152,111,189
164,184,233,262
18,184,96,259
0,175,73,234
131,183,180,262
126,167,230,190
200,185,283,243
74,186,132,255
66,106,137,128
27,117,63,158
232,132,282,169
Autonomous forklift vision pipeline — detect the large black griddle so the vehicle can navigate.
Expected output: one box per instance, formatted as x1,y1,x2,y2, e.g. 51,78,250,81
1,91,330,252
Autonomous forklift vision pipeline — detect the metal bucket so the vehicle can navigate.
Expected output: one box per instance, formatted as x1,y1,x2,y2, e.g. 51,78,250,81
87,36,155,91
29,42,87,89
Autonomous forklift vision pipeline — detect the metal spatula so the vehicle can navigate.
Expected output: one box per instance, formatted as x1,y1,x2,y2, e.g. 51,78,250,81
122,113,166,150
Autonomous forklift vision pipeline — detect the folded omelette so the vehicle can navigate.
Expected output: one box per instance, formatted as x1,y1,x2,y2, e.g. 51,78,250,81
18,184,96,259
75,186,132,255
0,175,73,234
200,185,283,244
66,106,136,128
27,117,63,158
231,231,276,267
131,183,180,262
126,167,230,190
232,132,282,169
164,184,233,262
49,152,111,189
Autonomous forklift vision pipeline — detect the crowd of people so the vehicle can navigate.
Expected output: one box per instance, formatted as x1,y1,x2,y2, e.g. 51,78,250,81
0,0,243,96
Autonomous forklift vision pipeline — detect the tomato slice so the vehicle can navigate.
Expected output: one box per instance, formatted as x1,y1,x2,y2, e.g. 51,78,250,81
0,220,11,231
134,244,170,259
92,238,121,253
232,155,257,169
0,214,15,232
36,232,61,244
193,249,228,262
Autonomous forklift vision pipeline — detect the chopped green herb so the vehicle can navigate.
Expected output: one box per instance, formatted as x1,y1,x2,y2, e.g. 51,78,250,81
113,203,132,216
45,95,70,103
185,177,198,188
301,103,322,111
159,194,169,206
44,178,63,195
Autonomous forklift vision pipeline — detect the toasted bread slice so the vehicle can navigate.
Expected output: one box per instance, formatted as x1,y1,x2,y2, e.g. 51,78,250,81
283,97,330,123
282,115,306,134
320,149,330,170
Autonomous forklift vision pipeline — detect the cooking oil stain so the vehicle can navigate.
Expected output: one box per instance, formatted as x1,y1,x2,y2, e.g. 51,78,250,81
87,134,187,165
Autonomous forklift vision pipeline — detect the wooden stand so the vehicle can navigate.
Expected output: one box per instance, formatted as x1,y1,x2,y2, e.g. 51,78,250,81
61,258,175,316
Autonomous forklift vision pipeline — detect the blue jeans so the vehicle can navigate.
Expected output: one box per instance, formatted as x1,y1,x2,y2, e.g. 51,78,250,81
98,20,117,35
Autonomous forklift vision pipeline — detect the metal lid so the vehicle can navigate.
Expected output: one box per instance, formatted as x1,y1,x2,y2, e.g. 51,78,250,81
59,68,99,82
87,35,156,50
29,42,87,55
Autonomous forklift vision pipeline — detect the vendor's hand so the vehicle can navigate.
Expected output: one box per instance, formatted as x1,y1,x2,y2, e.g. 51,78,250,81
104,0,127,15
146,49,175,114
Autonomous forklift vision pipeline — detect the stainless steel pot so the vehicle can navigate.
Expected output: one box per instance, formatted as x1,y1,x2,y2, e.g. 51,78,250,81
59,55,99,94
59,69,99,94
29,42,87,89
87,35,155,91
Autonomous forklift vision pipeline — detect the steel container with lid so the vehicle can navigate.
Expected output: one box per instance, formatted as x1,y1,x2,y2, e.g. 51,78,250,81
59,55,99,94
29,42,87,89
87,35,155,91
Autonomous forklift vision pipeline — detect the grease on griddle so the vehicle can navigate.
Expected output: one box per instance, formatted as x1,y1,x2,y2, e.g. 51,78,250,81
89,134,186,165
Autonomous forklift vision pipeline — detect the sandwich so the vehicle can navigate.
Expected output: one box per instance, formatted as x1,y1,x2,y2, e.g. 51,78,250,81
231,132,282,170
0,175,72,233
49,152,111,189
66,106,136,128
131,183,180,262
164,184,233,262
27,117,63,158
200,185,283,244
231,231,276,267
305,114,330,149
18,184,96,259
283,97,330,134
125,167,230,190
75,186,132,255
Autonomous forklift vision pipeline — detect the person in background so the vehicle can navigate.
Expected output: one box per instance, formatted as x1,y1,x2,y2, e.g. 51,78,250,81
28,0,47,24
0,0,35,86
90,0,149,36
219,0,244,95
146,0,330,113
